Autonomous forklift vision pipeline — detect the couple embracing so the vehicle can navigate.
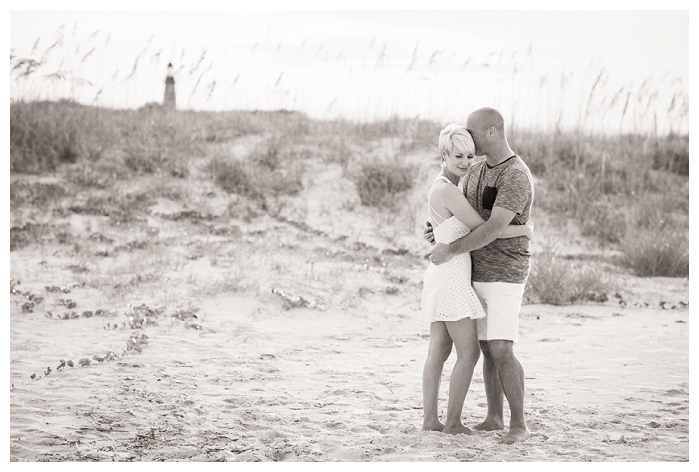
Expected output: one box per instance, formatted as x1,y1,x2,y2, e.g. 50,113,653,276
421,107,534,444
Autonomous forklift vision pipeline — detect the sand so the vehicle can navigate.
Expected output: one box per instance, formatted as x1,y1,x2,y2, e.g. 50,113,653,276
9,154,690,462
9,254,689,461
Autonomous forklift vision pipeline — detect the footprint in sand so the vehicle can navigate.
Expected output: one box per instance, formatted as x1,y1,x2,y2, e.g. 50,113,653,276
350,426,381,436
325,445,364,461
323,421,344,430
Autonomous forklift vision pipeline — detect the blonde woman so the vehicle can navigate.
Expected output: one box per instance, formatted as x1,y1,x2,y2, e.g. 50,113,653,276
421,124,532,435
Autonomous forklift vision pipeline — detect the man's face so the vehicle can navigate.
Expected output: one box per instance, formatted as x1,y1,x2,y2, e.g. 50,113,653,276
466,116,486,156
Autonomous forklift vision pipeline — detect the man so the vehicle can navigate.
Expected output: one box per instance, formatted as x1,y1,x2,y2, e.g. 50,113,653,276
425,107,534,444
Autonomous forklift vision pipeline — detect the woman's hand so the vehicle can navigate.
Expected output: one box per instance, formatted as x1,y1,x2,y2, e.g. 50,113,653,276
523,221,534,239
424,222,435,245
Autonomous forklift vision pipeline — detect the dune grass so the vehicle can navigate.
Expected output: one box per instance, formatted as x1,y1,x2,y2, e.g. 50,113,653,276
525,242,613,305
10,99,689,283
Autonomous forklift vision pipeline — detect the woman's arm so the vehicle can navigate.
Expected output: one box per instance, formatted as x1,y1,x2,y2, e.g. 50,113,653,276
435,183,486,230
436,184,531,239
500,221,533,239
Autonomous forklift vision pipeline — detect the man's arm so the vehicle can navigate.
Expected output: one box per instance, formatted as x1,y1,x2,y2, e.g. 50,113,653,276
430,207,516,264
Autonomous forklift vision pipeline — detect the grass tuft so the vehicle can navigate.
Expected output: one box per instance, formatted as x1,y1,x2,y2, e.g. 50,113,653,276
621,228,688,277
10,101,82,173
350,158,417,208
527,244,611,305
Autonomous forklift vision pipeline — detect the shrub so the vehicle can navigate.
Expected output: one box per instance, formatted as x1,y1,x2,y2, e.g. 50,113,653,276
579,198,628,244
10,101,81,173
313,135,354,167
205,148,305,202
10,181,68,208
63,162,112,189
10,101,201,177
248,136,283,170
123,142,167,174
207,158,261,199
351,159,417,207
119,112,197,177
267,164,305,196
621,228,688,277
651,135,689,176
10,222,55,251
527,245,610,305
406,119,443,151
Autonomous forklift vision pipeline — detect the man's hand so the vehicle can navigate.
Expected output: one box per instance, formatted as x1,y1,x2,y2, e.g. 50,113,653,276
424,221,435,245
429,242,453,265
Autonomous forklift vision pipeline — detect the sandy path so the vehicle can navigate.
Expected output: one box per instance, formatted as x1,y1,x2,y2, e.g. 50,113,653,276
10,287,689,461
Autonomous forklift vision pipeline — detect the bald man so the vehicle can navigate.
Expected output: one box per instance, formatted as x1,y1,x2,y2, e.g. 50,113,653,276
426,107,534,444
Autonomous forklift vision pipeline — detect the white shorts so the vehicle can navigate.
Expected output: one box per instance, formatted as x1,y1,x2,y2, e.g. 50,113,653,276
473,282,525,343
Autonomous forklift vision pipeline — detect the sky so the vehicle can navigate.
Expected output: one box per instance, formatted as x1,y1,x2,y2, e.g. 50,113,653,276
8,7,691,133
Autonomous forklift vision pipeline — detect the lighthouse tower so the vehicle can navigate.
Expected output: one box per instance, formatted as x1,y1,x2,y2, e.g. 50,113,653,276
163,63,176,110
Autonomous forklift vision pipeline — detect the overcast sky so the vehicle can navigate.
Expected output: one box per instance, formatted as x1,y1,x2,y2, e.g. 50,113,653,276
10,9,688,80
9,7,690,132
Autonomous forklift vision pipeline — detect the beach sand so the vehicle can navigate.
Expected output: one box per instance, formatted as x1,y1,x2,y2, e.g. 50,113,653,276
9,154,689,462
9,248,689,461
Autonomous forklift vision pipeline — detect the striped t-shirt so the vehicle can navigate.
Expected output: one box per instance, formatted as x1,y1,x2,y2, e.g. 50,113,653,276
463,155,534,284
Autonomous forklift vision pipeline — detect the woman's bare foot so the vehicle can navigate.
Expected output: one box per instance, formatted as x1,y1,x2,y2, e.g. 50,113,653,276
422,419,444,432
498,427,530,444
442,423,474,435
473,417,505,431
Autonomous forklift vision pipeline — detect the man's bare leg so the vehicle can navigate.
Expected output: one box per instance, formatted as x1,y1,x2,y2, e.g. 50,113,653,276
474,340,505,431
442,318,480,435
422,322,452,431
488,339,530,444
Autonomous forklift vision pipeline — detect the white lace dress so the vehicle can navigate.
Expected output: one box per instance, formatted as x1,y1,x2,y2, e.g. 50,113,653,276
421,179,486,323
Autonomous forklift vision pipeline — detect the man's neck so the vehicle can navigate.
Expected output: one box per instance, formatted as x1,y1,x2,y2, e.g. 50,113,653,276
485,145,516,167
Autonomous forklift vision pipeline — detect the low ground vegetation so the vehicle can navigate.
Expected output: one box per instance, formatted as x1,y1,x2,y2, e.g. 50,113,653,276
10,101,689,301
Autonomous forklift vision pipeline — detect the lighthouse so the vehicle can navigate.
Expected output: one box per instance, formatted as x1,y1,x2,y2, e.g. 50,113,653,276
163,63,176,110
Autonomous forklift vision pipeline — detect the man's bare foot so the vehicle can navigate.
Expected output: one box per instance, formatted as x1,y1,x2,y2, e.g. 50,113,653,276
442,423,474,435
498,427,530,444
473,418,505,431
422,419,444,432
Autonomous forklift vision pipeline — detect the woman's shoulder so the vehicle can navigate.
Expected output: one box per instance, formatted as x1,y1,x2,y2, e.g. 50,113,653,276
430,178,461,202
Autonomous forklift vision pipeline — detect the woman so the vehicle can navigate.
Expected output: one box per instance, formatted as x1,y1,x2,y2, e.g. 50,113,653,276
421,124,532,435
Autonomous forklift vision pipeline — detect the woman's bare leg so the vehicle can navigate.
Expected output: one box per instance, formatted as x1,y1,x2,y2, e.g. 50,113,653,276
442,317,481,435
422,321,452,431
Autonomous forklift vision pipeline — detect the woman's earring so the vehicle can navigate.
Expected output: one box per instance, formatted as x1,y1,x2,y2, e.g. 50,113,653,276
440,161,446,168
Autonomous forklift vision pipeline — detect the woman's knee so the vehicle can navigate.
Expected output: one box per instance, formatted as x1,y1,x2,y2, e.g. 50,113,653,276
469,343,481,364
456,343,480,367
428,340,452,362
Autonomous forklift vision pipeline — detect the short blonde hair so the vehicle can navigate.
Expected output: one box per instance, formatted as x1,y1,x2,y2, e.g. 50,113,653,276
438,123,474,159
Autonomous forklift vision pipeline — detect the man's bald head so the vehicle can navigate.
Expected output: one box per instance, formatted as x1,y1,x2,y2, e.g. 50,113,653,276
467,107,505,133
465,108,509,157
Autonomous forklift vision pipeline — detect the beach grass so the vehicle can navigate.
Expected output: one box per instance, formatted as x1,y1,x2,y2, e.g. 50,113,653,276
10,99,689,284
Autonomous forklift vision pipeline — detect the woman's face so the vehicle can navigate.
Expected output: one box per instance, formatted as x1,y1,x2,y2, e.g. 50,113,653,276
443,145,474,177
